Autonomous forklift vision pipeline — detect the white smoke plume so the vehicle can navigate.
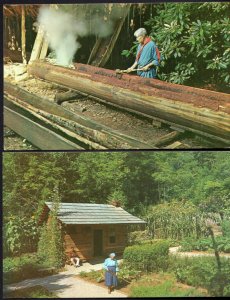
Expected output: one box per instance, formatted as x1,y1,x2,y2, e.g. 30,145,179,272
37,5,124,66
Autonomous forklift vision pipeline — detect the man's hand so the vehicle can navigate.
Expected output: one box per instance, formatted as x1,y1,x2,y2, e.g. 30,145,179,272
126,67,134,73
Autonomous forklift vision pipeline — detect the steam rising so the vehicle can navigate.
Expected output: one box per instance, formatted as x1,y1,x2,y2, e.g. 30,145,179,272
37,5,123,66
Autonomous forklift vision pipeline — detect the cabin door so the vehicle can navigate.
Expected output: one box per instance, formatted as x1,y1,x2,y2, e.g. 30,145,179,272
93,229,103,256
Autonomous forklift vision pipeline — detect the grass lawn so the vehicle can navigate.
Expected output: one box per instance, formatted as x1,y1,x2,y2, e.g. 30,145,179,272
3,285,58,298
129,273,208,297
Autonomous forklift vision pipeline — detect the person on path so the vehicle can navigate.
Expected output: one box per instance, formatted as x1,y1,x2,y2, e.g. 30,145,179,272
126,28,160,78
69,247,81,267
103,253,119,294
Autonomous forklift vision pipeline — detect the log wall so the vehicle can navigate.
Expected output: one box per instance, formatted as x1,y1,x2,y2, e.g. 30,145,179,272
64,224,128,260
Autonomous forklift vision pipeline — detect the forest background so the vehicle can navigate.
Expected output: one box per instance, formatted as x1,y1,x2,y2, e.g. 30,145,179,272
3,151,230,256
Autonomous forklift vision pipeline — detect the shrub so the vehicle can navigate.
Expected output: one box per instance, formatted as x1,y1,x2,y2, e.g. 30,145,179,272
122,3,230,91
3,216,39,257
3,253,55,285
221,220,230,237
37,188,65,269
180,236,230,253
128,230,151,245
123,240,170,272
170,255,230,296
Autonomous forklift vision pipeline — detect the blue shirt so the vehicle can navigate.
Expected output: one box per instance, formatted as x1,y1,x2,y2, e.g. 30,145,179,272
136,40,159,78
103,258,119,272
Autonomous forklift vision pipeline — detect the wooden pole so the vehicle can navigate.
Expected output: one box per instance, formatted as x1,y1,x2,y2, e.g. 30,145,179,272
21,5,27,64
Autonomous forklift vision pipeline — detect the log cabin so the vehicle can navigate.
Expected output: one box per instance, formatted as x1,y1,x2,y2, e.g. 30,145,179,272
39,202,146,261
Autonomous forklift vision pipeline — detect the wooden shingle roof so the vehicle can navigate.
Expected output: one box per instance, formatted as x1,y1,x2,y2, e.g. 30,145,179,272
45,202,146,225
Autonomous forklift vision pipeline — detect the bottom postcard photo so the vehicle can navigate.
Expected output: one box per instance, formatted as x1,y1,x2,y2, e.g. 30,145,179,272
3,151,230,298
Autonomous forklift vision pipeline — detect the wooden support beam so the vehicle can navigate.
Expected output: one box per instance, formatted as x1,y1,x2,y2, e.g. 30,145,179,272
29,26,45,64
21,5,27,64
88,4,131,67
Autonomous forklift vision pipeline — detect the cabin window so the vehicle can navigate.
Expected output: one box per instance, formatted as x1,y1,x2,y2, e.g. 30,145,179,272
109,227,116,244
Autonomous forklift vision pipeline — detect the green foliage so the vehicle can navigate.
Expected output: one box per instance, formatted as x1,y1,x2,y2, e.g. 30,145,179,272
107,189,128,208
3,253,55,285
121,42,139,58
79,269,104,283
180,236,230,253
171,256,230,296
123,240,170,272
3,216,39,257
37,185,65,269
144,2,230,89
128,230,151,245
117,262,142,282
129,279,204,297
4,285,58,298
146,201,207,240
221,220,230,237
3,151,230,226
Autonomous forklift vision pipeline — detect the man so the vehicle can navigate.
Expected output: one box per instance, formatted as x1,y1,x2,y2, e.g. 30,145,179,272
69,247,80,267
127,28,159,78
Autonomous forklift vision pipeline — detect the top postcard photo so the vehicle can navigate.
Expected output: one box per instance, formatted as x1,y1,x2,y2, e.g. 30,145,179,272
3,2,230,150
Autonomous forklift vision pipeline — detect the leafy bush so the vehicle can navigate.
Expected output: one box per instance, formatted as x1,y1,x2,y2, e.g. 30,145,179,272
122,2,230,90
3,216,39,257
3,253,55,285
37,188,65,269
128,230,152,245
170,255,230,296
146,201,207,240
221,220,230,237
180,236,230,253
123,240,170,272
117,262,142,283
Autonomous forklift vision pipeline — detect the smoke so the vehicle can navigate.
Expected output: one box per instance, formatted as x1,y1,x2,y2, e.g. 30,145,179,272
37,5,126,66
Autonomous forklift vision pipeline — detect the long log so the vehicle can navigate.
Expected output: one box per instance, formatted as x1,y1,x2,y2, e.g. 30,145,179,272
27,61,230,143
4,81,156,149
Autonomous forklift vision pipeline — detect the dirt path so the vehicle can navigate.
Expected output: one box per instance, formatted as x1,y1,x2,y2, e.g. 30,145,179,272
4,263,127,298
4,271,126,298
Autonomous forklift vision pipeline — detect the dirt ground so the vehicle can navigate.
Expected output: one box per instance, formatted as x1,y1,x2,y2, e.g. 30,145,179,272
4,64,220,149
